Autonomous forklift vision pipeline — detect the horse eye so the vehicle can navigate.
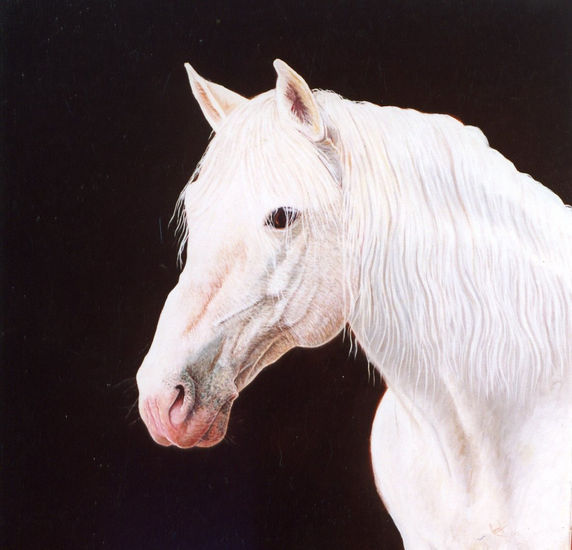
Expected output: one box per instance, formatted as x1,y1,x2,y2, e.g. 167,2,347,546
266,207,299,230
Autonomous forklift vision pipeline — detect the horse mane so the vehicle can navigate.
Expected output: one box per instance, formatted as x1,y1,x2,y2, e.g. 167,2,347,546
317,91,572,401
175,87,571,402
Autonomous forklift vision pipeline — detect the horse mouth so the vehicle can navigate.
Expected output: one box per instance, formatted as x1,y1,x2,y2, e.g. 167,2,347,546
194,399,234,448
167,397,235,449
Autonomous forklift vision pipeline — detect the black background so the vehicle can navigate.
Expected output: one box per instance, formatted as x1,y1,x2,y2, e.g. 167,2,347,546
2,1,571,549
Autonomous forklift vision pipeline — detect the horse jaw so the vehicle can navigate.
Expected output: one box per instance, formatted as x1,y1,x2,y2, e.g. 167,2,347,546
137,219,346,448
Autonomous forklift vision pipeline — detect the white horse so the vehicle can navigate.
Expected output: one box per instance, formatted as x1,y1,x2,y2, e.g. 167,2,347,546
137,60,572,548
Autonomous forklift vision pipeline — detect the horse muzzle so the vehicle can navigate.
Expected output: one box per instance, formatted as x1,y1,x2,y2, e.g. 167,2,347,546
137,366,238,448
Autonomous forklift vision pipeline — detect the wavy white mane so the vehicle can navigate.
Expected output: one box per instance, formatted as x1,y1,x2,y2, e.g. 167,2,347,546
176,88,571,402
318,92,571,402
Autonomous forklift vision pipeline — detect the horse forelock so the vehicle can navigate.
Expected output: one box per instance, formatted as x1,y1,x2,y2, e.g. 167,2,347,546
173,90,345,267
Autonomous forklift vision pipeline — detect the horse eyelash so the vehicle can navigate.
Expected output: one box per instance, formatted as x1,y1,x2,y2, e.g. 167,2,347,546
265,207,299,230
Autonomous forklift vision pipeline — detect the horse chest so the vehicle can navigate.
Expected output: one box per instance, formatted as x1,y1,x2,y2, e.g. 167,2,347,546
370,385,572,549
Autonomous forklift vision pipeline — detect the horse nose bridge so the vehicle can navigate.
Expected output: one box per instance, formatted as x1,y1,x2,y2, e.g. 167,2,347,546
157,272,227,339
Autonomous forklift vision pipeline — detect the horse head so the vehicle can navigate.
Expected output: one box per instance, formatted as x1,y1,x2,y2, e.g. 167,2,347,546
137,61,347,448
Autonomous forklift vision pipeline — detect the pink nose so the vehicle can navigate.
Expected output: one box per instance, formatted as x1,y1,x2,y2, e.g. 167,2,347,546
138,377,196,446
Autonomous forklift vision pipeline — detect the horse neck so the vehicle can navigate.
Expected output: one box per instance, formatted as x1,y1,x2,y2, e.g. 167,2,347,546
321,95,572,406
320,95,572,543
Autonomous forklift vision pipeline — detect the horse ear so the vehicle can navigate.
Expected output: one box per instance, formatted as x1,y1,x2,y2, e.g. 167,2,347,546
273,59,325,141
184,63,247,131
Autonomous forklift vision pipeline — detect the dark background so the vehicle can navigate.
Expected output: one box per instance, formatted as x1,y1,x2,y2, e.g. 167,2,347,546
2,1,571,549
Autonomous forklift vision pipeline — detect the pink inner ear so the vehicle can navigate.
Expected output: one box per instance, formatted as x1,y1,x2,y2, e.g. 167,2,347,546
196,84,220,122
286,83,311,124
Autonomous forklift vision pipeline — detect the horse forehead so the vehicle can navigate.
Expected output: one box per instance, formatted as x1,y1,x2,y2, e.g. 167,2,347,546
184,170,309,218
184,184,262,225
185,215,250,263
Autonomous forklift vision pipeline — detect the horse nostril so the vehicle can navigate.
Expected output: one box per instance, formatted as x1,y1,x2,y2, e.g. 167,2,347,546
169,382,195,427
174,384,185,406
